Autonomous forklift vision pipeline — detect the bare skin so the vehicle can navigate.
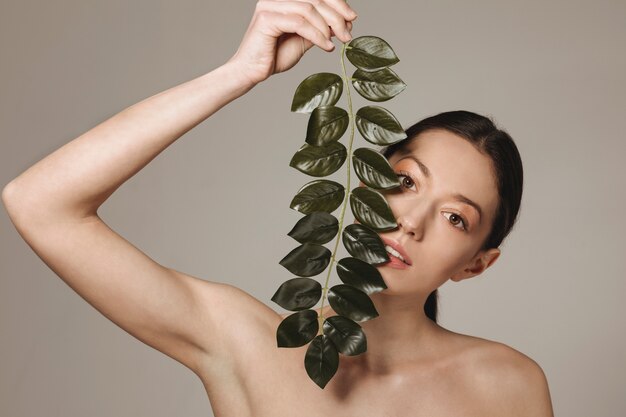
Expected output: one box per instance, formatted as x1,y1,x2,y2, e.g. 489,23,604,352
2,0,553,416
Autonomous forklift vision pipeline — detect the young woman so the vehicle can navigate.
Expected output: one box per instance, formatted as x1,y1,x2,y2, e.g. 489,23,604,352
2,0,553,416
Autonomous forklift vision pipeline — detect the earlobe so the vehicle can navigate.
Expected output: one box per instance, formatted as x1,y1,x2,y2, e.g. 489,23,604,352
450,248,501,282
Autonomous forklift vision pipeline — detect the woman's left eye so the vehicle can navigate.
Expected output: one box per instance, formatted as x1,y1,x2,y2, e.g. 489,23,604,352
442,212,468,231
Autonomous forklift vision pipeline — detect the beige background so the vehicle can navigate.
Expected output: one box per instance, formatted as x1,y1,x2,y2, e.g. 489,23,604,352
1,0,625,416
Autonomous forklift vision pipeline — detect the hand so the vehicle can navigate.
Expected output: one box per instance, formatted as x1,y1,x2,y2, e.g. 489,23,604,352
226,0,358,86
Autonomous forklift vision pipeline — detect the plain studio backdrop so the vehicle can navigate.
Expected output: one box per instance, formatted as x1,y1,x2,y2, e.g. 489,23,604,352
1,0,625,416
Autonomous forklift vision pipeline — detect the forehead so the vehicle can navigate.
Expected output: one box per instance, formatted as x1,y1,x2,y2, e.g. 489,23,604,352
389,129,499,222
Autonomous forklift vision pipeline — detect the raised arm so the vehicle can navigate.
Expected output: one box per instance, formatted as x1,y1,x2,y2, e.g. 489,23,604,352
2,0,357,379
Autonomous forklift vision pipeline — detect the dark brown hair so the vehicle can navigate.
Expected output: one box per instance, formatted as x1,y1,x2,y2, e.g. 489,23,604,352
378,110,524,323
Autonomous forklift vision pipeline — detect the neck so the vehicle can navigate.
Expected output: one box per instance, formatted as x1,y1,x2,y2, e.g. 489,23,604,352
332,291,443,375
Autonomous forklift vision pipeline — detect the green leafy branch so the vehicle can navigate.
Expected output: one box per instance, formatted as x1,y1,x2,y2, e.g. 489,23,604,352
271,35,408,389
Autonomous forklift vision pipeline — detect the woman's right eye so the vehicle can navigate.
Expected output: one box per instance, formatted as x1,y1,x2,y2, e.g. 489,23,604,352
396,171,417,191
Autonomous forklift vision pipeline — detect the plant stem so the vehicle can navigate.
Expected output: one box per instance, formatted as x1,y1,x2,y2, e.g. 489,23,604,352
317,42,355,334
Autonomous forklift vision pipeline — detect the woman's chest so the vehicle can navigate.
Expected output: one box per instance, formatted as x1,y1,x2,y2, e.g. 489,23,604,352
202,345,496,417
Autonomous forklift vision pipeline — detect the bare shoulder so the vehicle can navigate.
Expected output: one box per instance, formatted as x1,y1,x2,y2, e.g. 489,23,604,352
457,334,554,417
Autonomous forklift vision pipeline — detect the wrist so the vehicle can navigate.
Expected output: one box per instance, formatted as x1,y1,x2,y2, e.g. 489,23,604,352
219,59,260,92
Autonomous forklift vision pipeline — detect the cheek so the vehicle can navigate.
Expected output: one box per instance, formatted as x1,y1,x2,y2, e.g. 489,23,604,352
435,239,477,278
413,225,474,280
379,190,407,218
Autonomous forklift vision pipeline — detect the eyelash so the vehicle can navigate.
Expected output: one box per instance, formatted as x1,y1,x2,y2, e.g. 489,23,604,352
395,170,469,232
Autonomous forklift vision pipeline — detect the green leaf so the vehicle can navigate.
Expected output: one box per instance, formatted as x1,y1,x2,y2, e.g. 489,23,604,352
305,105,349,146
279,242,332,277
287,212,339,245
342,223,390,264
277,309,319,348
336,257,388,294
352,147,401,190
304,334,339,389
355,105,407,145
290,179,345,215
289,142,347,177
323,315,367,356
271,277,322,311
327,284,379,322
291,72,343,113
351,67,406,102
349,186,397,231
346,36,400,71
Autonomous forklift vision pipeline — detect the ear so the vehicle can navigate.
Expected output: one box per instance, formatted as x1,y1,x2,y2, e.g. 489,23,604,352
450,248,501,282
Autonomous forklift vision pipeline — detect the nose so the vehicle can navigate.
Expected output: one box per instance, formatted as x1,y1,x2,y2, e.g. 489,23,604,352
396,209,425,241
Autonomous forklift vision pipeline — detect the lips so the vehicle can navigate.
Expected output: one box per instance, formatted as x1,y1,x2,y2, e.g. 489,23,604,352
380,236,413,266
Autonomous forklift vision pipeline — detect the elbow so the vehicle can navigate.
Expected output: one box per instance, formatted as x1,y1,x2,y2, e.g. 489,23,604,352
2,180,26,225
3,180,99,227
2,180,18,214
2,180,44,227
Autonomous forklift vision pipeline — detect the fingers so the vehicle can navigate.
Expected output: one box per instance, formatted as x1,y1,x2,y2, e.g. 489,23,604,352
257,1,332,42
262,0,357,45
324,0,358,21
257,10,335,51
278,0,358,22
310,0,352,43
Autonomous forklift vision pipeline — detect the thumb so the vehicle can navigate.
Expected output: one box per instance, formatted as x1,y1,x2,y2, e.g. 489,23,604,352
302,37,314,54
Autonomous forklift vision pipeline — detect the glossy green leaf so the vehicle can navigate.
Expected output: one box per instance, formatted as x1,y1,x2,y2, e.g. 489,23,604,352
279,242,332,277
290,179,345,215
355,105,407,145
289,142,347,177
346,36,399,71
342,223,390,264
271,277,322,311
352,147,401,190
349,186,397,231
336,257,388,294
323,315,367,356
305,106,349,146
351,67,406,102
291,72,343,113
276,309,319,348
287,212,339,245
327,284,379,322
304,334,339,389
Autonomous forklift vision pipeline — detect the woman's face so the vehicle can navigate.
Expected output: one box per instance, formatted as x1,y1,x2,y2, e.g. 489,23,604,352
356,128,501,296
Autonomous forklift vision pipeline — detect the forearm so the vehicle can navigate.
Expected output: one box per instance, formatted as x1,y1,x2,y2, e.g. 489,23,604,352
3,61,255,222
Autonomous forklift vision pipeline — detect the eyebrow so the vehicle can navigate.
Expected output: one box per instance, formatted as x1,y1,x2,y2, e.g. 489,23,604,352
395,152,483,225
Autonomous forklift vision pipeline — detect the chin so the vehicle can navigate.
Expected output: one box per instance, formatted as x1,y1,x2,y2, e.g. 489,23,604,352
376,267,434,297
376,269,415,294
